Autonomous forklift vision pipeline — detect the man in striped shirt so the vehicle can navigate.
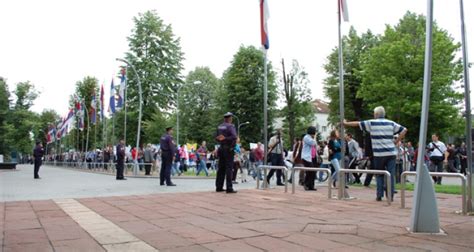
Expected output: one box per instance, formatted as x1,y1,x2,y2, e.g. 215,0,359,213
344,106,407,201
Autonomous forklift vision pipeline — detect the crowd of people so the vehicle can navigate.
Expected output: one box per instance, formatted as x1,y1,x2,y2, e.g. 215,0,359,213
33,106,469,201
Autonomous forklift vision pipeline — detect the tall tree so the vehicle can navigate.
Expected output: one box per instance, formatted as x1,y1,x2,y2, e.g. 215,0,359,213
72,76,99,151
222,45,277,147
8,81,39,155
123,10,184,144
0,77,11,156
280,59,314,147
178,67,221,144
323,27,379,144
358,12,463,140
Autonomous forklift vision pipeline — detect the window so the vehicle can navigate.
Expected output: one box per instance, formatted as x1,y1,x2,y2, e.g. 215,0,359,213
322,126,327,132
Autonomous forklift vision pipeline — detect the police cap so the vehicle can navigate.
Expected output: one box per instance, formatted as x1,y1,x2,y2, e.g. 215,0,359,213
223,112,234,118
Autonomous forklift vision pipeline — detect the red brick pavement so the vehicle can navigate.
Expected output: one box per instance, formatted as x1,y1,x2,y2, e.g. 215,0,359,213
1,186,473,251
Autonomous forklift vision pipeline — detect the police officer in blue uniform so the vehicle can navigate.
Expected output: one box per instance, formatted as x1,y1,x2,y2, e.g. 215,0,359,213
160,126,177,186
33,141,44,179
116,139,126,180
215,112,238,193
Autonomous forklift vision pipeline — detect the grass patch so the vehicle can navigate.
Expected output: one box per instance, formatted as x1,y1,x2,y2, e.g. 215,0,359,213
351,182,462,195
181,169,217,178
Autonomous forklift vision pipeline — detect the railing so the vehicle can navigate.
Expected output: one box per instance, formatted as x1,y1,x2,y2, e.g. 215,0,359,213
43,161,156,176
400,171,467,215
291,167,332,199
338,169,392,205
256,165,288,193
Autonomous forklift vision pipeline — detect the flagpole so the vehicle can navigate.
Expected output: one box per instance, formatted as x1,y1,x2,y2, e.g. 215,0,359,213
124,67,128,146
263,48,268,170
409,0,440,233
337,0,346,199
459,0,473,212
84,103,90,154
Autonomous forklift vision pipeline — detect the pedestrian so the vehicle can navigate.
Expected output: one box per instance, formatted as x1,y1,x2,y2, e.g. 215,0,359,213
427,133,448,184
215,112,238,193
33,141,44,179
116,139,126,180
344,106,407,201
266,129,285,186
288,137,302,184
345,133,361,184
302,127,318,191
362,132,375,187
252,142,264,180
446,144,457,173
328,129,343,188
160,127,177,186
457,142,467,175
144,144,155,175
196,141,209,176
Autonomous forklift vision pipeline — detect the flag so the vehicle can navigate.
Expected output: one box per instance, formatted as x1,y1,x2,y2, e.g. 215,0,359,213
117,67,126,109
90,93,97,125
58,109,74,138
260,0,270,50
108,79,116,115
74,94,81,111
78,102,85,131
47,124,56,144
100,84,105,120
339,0,349,22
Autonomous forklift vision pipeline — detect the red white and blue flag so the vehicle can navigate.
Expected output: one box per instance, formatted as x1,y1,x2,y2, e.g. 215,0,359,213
47,124,56,144
90,93,97,125
117,67,126,109
108,79,116,115
260,0,270,50
100,84,105,120
338,0,349,23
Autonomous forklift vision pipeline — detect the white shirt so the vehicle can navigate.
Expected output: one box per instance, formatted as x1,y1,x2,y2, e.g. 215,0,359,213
428,141,447,157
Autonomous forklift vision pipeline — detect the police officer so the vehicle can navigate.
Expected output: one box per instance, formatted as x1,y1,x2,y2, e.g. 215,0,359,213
33,141,44,179
160,127,177,186
116,139,127,180
215,112,238,193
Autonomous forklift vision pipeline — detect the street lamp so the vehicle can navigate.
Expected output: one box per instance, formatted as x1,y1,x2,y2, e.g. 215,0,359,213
177,80,201,147
238,121,250,136
116,58,142,176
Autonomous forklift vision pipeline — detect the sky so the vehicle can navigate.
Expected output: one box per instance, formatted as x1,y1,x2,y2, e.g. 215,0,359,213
0,0,473,117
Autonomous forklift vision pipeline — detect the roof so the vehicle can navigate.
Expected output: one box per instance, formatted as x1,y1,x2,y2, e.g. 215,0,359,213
313,99,330,114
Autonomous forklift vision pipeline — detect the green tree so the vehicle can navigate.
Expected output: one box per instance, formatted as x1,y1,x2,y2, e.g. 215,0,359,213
222,45,277,147
358,12,463,140
122,10,184,144
280,59,314,147
177,67,221,145
0,77,11,156
8,81,39,155
323,27,379,144
31,109,60,153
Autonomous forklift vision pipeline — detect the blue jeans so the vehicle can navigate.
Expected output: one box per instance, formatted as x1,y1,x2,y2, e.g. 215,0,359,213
374,155,396,199
330,158,341,182
171,161,181,176
196,160,209,176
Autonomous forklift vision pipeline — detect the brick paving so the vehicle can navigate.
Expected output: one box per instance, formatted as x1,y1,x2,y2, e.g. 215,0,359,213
1,185,473,251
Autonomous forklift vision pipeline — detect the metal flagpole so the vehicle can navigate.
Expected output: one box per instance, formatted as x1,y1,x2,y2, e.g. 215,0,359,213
84,104,90,154
459,0,473,212
263,49,268,168
410,0,440,233
337,0,347,199
123,67,128,146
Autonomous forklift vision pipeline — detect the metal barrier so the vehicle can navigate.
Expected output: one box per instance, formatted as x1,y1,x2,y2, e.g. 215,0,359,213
339,169,392,205
256,165,288,193
43,161,156,176
400,171,467,215
291,167,332,199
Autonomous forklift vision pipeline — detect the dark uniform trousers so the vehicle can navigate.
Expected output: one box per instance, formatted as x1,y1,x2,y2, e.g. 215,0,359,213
34,158,42,178
116,159,125,179
216,146,234,191
267,153,285,184
160,151,173,185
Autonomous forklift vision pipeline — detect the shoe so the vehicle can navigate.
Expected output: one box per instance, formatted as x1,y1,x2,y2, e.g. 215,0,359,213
167,183,177,186
216,188,225,192
160,183,165,186
117,178,127,180
394,190,398,194
226,189,237,193
276,183,285,186
332,181,336,188
376,197,382,201
305,188,317,191
345,186,349,189
34,177,41,179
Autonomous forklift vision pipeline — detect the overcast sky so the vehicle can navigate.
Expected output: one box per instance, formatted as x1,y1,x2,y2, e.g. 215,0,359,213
0,0,472,117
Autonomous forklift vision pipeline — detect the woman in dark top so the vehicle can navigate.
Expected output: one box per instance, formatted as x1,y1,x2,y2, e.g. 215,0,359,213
328,129,342,188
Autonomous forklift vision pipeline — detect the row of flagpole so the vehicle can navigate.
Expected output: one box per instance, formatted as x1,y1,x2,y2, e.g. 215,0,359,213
45,68,128,155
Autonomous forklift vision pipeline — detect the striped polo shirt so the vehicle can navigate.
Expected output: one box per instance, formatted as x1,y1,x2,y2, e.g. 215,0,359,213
359,118,405,157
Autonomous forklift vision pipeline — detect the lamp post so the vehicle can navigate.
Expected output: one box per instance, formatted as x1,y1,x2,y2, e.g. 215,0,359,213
177,80,201,147
238,121,250,136
116,58,142,176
